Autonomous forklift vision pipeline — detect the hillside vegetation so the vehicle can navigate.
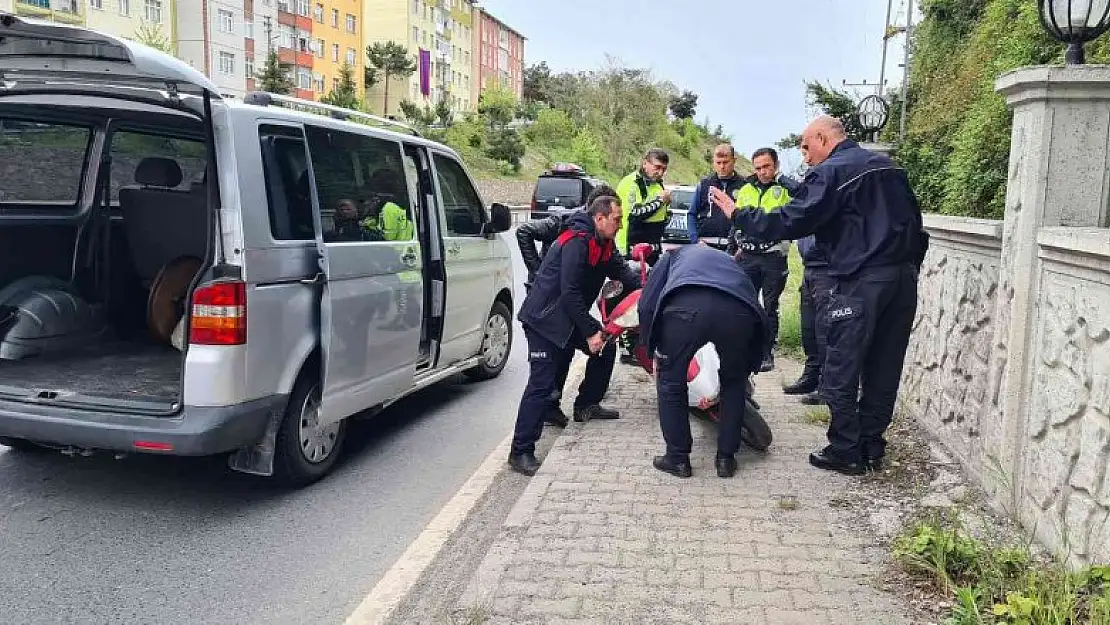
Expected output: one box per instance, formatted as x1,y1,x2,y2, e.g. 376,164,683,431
886,0,1108,219
403,62,750,185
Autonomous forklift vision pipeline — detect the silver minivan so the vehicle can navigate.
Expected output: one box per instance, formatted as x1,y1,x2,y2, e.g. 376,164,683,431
0,15,515,486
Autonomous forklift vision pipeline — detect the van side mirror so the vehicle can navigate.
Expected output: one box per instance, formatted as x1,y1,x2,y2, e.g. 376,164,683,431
485,203,512,234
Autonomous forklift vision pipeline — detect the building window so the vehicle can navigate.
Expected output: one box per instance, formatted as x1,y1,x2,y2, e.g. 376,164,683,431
332,43,339,62
118,0,129,16
331,8,338,27
245,56,255,79
297,67,312,90
218,51,235,74
346,48,356,66
89,0,103,9
314,3,323,22
278,24,295,49
218,9,233,34
412,0,418,13
316,38,325,58
144,0,162,23
412,26,418,43
314,73,325,93
345,14,356,34
245,18,254,39
295,0,309,16
333,77,340,91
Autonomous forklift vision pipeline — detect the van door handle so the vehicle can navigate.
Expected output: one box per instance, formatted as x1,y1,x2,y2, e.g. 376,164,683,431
447,243,461,255
300,272,325,285
401,249,418,264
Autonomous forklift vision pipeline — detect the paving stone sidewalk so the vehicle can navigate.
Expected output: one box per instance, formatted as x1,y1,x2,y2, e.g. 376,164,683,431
454,357,915,625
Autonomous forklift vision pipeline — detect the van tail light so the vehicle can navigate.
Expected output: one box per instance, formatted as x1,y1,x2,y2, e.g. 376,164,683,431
530,191,537,211
189,280,247,345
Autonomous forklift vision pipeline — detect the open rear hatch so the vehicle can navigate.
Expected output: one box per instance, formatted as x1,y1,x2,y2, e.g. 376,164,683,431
0,13,224,413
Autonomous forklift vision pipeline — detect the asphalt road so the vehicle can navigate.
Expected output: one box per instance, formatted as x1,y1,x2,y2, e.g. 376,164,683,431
0,233,532,625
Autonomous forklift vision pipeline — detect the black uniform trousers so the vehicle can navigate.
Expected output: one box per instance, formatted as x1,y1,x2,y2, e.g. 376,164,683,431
737,251,788,357
821,264,918,463
525,282,574,405
799,265,834,380
512,326,616,455
653,287,757,463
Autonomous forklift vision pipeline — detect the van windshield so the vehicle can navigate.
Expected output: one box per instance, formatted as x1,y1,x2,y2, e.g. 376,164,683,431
0,119,91,208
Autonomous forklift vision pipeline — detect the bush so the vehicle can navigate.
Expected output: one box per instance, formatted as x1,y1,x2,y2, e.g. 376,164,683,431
484,129,525,173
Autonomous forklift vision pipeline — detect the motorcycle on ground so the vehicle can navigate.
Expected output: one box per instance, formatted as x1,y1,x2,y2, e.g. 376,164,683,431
599,243,773,452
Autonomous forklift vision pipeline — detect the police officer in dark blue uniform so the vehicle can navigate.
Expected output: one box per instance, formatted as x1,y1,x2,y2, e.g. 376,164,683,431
710,115,928,475
515,184,619,429
637,245,767,479
509,196,641,476
687,143,746,250
782,234,834,404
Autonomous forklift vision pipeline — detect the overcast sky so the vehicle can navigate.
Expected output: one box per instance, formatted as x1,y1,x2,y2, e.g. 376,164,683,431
477,0,916,173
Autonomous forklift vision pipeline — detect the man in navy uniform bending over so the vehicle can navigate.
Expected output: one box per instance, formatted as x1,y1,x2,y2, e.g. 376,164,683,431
710,115,928,476
637,244,766,479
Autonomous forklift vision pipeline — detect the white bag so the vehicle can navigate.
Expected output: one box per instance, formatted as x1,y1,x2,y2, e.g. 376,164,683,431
170,317,186,352
686,343,721,410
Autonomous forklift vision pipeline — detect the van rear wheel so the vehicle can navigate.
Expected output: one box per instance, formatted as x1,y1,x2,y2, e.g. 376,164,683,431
273,375,346,487
465,301,513,381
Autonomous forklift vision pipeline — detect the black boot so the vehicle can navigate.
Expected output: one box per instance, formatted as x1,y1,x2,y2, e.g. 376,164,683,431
715,454,738,478
653,455,692,478
508,452,540,476
783,372,819,395
543,407,569,428
573,404,620,422
808,448,864,476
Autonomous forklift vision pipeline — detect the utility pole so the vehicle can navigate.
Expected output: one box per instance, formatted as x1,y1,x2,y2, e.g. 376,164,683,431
878,0,895,98
899,0,914,143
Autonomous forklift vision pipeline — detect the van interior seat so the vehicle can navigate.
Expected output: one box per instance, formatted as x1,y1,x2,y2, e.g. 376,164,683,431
119,157,208,284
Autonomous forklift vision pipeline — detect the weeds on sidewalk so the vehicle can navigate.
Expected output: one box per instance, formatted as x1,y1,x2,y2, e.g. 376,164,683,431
892,513,1110,624
802,405,830,425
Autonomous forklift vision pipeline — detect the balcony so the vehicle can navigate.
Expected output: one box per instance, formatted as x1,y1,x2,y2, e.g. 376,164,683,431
16,0,85,25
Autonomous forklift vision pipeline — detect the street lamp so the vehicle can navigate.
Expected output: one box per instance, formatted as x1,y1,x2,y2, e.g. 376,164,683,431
1038,0,1110,64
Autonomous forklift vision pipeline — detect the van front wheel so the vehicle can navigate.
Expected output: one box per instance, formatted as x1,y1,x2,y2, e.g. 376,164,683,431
465,301,513,381
273,375,347,487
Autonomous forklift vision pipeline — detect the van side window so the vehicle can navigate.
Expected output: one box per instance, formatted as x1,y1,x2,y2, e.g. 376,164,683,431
258,124,315,241
303,125,414,243
433,154,485,237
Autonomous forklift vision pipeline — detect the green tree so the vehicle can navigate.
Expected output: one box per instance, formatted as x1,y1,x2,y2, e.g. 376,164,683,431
256,49,294,95
434,97,453,128
365,41,417,116
321,62,361,110
133,21,173,54
668,90,698,119
522,61,552,104
477,82,517,129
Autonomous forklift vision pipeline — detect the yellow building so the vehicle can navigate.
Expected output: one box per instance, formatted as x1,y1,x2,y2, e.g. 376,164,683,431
362,0,475,119
311,0,364,100
0,0,176,51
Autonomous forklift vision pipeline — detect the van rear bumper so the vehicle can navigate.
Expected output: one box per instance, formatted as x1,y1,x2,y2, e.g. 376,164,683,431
0,395,287,456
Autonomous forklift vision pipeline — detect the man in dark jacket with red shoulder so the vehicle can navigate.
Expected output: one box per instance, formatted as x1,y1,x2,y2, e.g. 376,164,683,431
509,196,641,476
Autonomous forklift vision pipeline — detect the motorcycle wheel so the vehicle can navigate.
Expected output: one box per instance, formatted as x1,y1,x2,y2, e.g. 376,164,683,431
690,404,773,453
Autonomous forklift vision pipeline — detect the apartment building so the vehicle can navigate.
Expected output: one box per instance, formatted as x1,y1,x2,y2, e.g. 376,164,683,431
362,0,476,119
472,6,524,107
0,0,176,48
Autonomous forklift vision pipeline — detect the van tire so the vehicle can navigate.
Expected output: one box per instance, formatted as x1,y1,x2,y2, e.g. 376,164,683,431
465,300,513,381
273,375,347,487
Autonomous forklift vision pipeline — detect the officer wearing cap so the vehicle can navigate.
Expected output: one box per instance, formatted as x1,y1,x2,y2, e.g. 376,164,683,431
710,115,928,476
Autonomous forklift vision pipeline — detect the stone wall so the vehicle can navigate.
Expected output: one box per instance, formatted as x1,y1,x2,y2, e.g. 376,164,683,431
900,215,1003,487
903,218,1110,565
474,179,534,206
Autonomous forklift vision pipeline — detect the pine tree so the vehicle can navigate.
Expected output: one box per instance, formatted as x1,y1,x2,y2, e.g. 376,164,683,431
257,48,294,95
321,62,361,110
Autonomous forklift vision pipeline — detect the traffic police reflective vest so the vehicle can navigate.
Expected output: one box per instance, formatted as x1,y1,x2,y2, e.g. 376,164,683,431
732,177,793,254
615,170,669,254
362,201,415,241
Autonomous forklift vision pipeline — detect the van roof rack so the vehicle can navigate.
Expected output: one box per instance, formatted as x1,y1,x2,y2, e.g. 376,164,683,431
242,91,422,137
